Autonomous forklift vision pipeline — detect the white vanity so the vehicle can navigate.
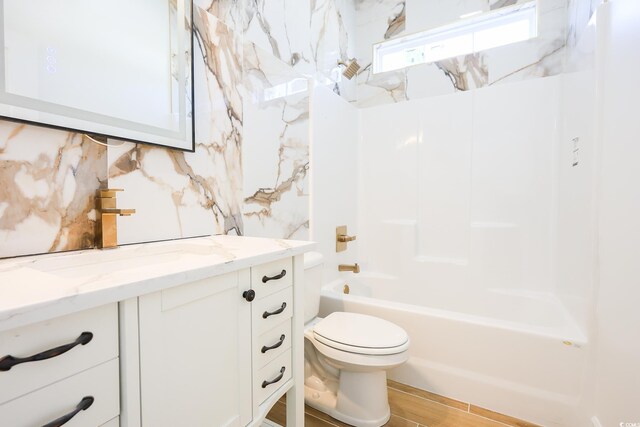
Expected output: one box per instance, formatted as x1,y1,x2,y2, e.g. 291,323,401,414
0,236,314,427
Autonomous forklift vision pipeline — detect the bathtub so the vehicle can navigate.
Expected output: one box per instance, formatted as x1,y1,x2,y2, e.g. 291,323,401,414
319,274,588,427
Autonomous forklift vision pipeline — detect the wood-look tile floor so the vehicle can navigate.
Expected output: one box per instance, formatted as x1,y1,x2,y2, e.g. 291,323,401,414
266,380,541,427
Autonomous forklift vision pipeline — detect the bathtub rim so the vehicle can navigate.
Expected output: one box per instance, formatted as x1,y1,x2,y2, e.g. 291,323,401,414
321,278,588,346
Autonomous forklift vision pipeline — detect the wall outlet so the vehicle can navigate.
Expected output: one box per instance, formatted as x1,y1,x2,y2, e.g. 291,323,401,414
572,137,580,167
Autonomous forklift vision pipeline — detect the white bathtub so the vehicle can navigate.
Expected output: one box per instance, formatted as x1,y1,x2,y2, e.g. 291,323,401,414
319,274,588,427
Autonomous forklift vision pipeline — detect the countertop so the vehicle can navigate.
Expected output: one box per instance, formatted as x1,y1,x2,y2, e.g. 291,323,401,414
0,235,315,332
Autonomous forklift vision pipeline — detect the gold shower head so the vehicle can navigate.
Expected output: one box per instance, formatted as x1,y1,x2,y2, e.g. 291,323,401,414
338,59,361,80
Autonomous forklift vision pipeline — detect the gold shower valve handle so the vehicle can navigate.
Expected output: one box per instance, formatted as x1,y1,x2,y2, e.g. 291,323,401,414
336,225,356,252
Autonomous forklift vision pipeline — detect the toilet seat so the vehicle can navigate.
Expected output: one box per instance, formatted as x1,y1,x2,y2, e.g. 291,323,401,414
313,312,409,355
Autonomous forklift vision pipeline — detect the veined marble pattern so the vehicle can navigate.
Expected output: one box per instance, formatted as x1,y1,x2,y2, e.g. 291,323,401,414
107,7,244,245
484,2,567,86
242,0,315,75
242,42,310,240
567,0,601,49
565,0,600,72
356,0,569,107
0,123,106,258
1,1,350,258
355,0,407,106
310,0,358,101
193,0,245,31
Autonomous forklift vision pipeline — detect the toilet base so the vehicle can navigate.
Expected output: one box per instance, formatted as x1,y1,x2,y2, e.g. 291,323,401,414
304,370,391,427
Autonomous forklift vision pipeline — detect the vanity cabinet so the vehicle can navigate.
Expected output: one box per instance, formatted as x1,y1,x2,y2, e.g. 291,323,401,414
0,236,310,427
130,255,304,427
0,304,120,426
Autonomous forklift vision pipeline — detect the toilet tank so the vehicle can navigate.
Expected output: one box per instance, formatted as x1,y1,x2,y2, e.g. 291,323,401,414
303,252,324,324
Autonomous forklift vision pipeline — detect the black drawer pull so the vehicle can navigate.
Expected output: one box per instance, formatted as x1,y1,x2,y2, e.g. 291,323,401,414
261,334,286,354
0,332,93,372
263,302,287,319
41,395,94,427
262,367,286,389
262,269,286,283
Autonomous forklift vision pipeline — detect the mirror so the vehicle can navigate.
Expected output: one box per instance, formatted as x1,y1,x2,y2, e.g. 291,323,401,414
0,0,194,151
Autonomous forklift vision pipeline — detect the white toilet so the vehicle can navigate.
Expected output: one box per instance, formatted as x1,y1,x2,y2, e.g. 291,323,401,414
303,253,410,427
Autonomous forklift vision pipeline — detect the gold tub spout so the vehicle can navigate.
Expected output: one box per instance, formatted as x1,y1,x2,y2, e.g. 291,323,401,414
338,263,360,274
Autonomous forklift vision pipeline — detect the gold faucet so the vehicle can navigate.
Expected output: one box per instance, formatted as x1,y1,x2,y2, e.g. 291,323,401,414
338,263,360,274
96,189,135,249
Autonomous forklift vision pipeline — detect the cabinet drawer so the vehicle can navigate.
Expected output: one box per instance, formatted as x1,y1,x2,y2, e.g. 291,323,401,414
0,358,120,427
256,350,291,405
101,416,120,427
0,304,119,404
256,319,291,369
251,258,292,299
253,287,293,335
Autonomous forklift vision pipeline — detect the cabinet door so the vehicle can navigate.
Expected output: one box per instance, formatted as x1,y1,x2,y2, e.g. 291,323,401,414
138,271,252,427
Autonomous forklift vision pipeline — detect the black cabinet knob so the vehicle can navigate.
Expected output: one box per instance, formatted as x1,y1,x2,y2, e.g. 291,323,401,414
242,289,256,302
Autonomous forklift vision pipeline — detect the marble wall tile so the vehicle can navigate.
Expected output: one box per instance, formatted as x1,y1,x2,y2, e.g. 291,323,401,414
242,42,310,240
107,7,244,245
567,0,601,51
485,3,567,86
355,0,407,106
0,122,107,258
356,0,569,108
565,0,599,72
1,0,359,258
193,0,245,31
310,0,358,101
242,0,314,75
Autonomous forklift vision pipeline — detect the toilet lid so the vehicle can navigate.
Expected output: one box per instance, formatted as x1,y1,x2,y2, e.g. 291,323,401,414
313,312,409,355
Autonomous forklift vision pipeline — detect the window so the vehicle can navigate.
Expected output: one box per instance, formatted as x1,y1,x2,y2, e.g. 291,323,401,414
373,1,538,74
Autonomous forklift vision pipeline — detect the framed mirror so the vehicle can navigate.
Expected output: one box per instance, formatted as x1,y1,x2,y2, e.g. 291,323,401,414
0,0,194,151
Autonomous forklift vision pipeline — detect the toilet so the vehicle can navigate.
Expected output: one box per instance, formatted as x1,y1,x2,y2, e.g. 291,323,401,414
303,252,410,427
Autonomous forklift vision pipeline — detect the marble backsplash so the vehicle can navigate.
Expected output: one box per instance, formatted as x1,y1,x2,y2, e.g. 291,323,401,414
0,125,107,258
0,2,320,258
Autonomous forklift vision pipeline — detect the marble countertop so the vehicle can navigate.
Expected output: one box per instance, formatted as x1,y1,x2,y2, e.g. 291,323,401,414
0,235,315,332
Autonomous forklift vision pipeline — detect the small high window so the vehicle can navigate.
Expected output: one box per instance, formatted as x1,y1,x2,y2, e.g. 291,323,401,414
373,1,538,74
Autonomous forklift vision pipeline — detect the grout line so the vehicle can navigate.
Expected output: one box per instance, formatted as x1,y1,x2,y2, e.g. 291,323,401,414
393,414,420,427
307,412,340,427
472,413,515,427
388,382,471,412
387,384,469,412
388,387,470,414
388,386,514,427
271,383,529,427
387,384,533,427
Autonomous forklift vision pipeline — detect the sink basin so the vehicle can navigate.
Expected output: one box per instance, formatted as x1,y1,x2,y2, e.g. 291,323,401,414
20,239,223,279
